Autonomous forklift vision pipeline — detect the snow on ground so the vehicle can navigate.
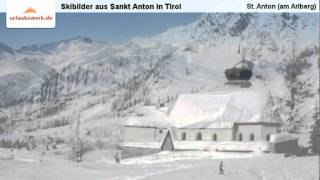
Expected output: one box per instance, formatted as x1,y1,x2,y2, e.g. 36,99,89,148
0,148,317,180
121,151,262,165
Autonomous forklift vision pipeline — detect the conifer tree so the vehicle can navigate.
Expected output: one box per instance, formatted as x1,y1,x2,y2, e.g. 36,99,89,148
309,103,320,153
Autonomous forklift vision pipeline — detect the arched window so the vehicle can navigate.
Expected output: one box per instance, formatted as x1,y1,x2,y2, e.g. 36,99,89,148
212,133,217,141
181,132,186,141
266,134,270,141
196,133,202,141
250,133,255,141
238,133,243,141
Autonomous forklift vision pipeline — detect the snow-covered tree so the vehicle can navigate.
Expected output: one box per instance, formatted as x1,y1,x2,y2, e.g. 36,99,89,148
283,43,312,132
69,137,92,162
69,112,92,162
309,103,320,154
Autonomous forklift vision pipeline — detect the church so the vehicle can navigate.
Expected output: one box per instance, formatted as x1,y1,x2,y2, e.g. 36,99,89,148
120,58,298,158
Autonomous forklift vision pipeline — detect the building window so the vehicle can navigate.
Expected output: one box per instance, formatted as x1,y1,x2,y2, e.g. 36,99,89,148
238,133,243,141
212,133,217,141
196,133,202,141
250,134,255,141
181,132,186,141
159,129,163,134
266,134,270,141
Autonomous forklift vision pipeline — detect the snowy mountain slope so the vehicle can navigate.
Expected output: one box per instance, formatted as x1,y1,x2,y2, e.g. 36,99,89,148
0,13,318,147
152,13,318,45
0,56,53,107
0,42,14,56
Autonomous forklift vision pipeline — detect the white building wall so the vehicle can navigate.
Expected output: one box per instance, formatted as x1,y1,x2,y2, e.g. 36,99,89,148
261,126,279,141
124,127,156,143
175,128,233,141
236,124,280,142
124,126,168,143
154,128,169,142
124,124,280,144
237,125,262,141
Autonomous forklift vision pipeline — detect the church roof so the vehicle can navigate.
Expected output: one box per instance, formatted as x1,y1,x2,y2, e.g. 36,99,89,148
125,106,171,128
169,88,280,128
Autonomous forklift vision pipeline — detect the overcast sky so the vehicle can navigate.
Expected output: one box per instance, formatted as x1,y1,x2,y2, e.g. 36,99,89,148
0,13,201,49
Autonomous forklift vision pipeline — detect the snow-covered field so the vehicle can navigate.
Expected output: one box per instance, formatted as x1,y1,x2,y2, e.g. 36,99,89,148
0,148,317,180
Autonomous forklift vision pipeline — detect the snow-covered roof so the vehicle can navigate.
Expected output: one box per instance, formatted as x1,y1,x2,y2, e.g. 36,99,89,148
169,88,279,128
270,133,298,143
125,106,171,128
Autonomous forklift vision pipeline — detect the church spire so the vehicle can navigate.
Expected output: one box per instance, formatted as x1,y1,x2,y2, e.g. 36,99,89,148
224,45,253,88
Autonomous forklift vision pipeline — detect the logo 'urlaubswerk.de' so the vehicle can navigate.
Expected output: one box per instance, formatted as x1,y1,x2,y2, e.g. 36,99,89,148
6,0,55,28
24,7,37,14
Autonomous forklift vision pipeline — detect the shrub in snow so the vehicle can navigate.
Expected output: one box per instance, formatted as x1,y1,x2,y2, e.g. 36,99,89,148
309,103,320,154
0,137,30,150
94,139,107,150
296,146,309,156
54,137,65,145
68,137,93,162
12,139,28,149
